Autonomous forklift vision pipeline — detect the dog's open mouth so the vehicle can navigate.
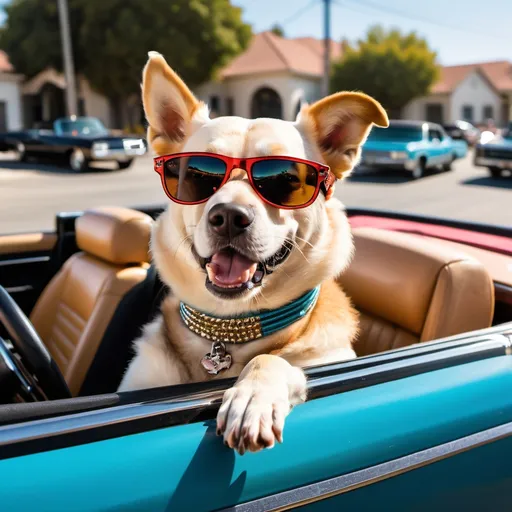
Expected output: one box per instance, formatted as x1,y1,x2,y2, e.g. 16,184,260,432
201,243,292,298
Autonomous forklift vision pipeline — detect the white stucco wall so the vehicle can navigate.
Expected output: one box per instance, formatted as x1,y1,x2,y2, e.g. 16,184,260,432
402,94,450,123
0,76,23,130
195,81,226,117
80,79,113,128
450,71,501,124
195,73,321,121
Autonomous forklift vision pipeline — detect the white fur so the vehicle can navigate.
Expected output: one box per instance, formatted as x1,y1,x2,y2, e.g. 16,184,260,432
120,53,374,454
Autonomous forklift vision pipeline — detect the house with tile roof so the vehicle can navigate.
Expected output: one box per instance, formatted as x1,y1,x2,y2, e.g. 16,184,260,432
0,52,116,131
195,31,342,121
403,61,512,126
197,33,512,128
0,51,24,131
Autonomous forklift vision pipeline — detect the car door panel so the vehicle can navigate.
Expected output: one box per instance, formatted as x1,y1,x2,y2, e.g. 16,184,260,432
39,134,70,157
0,232,57,315
0,356,511,511
439,132,452,163
427,128,443,165
300,437,512,512
23,130,48,157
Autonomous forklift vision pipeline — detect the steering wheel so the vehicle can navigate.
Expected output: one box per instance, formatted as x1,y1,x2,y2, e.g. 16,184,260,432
0,285,71,400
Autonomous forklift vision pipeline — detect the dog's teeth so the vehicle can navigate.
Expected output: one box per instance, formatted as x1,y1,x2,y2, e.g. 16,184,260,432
206,264,216,283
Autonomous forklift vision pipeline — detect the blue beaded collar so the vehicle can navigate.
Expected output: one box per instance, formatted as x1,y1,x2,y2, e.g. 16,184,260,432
180,287,320,344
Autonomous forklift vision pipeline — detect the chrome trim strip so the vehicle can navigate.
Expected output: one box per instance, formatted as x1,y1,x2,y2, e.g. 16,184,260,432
221,421,512,512
304,330,512,374
0,256,49,266
0,337,509,450
4,285,33,294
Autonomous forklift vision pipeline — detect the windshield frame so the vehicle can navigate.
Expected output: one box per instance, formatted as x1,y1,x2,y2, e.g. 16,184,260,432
367,123,426,142
54,117,108,137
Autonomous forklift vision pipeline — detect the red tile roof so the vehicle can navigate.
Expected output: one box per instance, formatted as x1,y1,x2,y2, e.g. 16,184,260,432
432,60,512,94
0,51,14,72
221,35,512,95
221,32,342,79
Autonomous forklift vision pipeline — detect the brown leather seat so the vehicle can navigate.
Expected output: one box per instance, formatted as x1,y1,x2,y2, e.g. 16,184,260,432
30,207,153,396
339,227,495,357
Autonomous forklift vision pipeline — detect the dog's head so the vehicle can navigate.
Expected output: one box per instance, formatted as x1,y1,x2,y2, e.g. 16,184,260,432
144,52,388,316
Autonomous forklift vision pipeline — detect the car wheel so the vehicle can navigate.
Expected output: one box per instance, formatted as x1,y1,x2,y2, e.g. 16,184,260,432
489,167,503,178
16,142,27,162
69,149,88,172
117,159,134,170
412,158,426,179
442,154,456,171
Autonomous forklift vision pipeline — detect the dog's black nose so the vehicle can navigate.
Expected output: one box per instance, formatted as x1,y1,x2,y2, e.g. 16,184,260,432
208,203,254,238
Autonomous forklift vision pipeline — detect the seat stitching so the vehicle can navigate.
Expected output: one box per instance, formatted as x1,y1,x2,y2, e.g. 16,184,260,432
58,302,86,327
51,325,77,354
55,309,82,337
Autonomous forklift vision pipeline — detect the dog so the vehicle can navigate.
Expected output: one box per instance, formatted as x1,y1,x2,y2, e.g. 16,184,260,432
119,52,389,454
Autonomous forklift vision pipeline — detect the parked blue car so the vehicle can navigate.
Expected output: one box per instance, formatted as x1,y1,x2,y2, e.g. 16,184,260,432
360,120,468,179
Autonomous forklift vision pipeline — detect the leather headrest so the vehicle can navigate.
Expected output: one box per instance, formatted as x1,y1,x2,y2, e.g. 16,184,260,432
76,207,152,264
339,227,494,340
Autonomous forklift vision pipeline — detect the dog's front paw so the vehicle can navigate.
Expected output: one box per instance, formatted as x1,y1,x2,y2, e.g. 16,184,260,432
216,382,291,455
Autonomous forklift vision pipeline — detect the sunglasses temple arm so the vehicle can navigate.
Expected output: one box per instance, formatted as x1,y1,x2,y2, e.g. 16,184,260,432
321,170,336,195
154,156,164,174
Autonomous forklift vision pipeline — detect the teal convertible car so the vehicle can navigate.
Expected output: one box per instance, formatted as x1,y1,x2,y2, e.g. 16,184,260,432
360,120,469,179
0,205,511,511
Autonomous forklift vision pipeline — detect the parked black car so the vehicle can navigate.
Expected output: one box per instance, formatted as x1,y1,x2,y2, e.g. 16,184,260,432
442,120,480,146
0,116,146,171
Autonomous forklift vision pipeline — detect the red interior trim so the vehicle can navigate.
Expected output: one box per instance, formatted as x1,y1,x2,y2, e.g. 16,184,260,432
348,216,512,257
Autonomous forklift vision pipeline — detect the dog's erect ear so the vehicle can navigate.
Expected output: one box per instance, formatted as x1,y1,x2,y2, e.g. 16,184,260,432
142,52,209,155
303,92,388,179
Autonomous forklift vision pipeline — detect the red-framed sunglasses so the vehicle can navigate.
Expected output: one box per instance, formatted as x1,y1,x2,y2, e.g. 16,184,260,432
154,152,336,210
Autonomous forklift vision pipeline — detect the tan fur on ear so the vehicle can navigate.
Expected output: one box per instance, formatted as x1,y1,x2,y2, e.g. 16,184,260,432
304,92,389,179
142,52,207,155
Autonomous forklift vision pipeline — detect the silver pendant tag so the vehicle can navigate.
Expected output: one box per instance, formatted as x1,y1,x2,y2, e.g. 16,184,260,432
201,342,232,375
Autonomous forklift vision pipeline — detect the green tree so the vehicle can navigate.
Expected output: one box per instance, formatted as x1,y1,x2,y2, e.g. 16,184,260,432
331,25,439,114
0,0,85,78
270,24,285,37
0,0,251,113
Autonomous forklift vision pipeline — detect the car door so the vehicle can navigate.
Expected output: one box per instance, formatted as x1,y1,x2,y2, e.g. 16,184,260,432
22,129,52,158
427,127,443,165
437,126,454,164
0,329,511,511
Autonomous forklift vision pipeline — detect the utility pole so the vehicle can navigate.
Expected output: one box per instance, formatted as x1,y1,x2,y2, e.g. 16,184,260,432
322,0,331,97
57,0,78,116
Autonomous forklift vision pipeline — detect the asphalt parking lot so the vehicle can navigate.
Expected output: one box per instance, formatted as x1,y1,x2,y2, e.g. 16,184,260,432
0,151,510,234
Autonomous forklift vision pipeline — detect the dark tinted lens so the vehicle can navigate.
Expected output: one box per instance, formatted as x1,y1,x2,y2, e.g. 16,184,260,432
251,159,318,207
163,156,226,203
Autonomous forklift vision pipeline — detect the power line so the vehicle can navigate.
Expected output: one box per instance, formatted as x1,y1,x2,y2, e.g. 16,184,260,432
333,0,507,41
279,0,319,27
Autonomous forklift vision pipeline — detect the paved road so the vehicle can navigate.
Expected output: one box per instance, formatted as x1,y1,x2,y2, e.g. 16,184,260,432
0,152,510,234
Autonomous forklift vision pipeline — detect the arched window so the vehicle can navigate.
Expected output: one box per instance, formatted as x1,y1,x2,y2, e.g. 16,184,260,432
250,87,283,119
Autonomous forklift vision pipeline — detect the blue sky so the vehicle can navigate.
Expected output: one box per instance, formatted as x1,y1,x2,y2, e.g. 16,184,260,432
234,0,512,65
0,0,509,66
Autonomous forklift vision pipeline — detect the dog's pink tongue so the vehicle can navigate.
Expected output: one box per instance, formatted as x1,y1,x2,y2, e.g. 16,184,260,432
208,250,257,286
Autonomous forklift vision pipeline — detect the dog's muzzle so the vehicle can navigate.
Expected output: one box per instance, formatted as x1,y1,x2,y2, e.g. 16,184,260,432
192,241,293,299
